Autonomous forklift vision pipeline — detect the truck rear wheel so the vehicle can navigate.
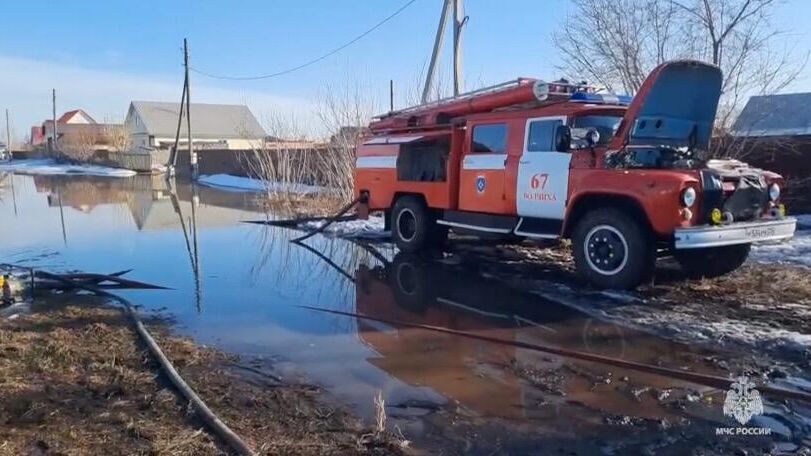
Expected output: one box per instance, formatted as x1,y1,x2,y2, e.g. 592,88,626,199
674,244,750,279
572,208,655,289
391,196,437,252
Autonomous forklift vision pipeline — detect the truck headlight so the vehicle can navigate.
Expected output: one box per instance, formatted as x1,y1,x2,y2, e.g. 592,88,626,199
769,183,781,201
681,187,696,208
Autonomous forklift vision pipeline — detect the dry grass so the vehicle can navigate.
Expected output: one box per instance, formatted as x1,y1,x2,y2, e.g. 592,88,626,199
643,262,811,305
260,192,346,219
0,298,407,455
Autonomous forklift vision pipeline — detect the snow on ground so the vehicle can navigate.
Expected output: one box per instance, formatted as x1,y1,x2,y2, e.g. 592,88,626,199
524,278,811,356
750,214,811,268
796,214,811,230
0,159,136,177
300,215,389,240
197,173,324,194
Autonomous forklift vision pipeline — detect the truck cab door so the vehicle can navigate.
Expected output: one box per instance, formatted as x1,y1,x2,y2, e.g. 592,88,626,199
458,122,511,214
515,116,570,236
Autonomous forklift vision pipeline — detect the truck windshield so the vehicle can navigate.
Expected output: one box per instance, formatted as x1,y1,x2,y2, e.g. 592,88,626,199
572,115,622,146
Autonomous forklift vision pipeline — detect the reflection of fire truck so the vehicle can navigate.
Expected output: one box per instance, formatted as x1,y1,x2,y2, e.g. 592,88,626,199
354,60,796,288
354,253,702,423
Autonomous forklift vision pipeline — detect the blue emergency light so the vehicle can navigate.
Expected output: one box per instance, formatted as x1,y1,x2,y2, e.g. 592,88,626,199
570,92,632,105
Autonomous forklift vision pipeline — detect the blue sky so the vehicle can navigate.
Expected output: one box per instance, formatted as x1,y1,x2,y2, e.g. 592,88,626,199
1,0,809,141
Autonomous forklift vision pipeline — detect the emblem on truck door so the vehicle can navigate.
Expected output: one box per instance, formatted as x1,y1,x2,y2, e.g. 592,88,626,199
476,176,486,193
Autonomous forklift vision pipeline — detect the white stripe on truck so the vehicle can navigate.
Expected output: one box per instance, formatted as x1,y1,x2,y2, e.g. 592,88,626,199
356,156,398,169
462,153,507,170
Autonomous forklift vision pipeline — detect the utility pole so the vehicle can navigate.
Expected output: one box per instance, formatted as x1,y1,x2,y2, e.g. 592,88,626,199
52,89,58,153
5,109,11,157
184,38,197,180
452,0,466,96
421,0,466,102
422,0,451,103
389,79,394,111
168,46,188,175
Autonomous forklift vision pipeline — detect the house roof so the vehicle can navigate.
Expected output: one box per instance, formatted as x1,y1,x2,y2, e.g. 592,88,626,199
129,101,266,139
58,109,96,124
732,93,811,137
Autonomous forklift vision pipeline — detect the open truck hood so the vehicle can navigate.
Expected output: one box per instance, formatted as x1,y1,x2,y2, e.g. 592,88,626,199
612,60,722,151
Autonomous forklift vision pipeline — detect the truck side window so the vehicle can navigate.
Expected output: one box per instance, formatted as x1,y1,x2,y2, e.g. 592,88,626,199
471,124,507,153
527,119,563,152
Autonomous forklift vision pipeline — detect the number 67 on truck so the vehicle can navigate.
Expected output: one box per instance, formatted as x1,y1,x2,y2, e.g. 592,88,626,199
353,60,797,289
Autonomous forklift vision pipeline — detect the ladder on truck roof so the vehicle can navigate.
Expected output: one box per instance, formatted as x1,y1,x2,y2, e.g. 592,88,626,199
377,78,599,120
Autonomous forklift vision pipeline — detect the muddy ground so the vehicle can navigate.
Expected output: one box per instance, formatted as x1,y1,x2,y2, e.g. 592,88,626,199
0,296,407,456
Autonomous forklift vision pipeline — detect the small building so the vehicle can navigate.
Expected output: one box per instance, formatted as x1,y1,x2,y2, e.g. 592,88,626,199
731,93,811,173
29,109,122,153
732,92,811,212
124,101,266,152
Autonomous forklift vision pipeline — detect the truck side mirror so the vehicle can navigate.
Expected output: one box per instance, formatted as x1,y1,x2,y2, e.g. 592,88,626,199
586,128,600,147
555,125,571,152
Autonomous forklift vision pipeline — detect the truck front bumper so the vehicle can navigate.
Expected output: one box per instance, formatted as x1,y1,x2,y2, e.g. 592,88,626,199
674,217,797,249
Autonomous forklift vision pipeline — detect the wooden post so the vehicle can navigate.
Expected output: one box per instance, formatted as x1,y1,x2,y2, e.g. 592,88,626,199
422,0,451,103
52,89,58,152
184,38,197,180
452,0,465,96
5,109,10,158
168,65,187,174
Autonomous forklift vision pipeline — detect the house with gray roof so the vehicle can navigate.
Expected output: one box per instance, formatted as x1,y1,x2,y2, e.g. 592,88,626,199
124,101,266,153
731,93,811,213
732,93,811,138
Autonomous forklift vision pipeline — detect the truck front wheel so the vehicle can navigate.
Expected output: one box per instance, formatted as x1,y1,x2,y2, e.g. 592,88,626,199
572,208,655,289
391,196,437,252
674,244,750,279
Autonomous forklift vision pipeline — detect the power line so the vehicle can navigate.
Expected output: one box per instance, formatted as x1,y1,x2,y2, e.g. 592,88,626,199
190,0,418,81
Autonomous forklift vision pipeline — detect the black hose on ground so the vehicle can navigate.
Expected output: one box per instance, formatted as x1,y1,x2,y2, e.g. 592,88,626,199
34,270,256,456
290,194,367,243
299,305,811,405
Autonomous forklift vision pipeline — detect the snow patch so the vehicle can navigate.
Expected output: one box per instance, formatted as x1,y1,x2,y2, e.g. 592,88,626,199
197,173,324,194
796,214,811,231
0,159,136,177
750,227,811,268
300,216,389,240
520,278,811,355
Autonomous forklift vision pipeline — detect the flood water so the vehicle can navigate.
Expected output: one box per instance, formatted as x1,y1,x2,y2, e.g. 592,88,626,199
1,172,809,454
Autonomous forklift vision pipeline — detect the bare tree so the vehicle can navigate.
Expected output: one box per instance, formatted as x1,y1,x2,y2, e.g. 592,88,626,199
554,0,806,136
242,80,378,215
104,125,131,153
315,81,379,202
242,111,315,212
60,130,98,162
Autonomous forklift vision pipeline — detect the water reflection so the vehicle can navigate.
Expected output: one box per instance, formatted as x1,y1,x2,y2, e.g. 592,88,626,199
32,174,264,231
354,253,703,420
350,252,810,451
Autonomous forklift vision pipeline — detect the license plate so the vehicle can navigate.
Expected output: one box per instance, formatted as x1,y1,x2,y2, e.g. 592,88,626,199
744,226,776,239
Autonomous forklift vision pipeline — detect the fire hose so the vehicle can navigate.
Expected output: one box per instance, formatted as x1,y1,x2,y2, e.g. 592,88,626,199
34,271,256,456
290,193,367,243
299,305,811,405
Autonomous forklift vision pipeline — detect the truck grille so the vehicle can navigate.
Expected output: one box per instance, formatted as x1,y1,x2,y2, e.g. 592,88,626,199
700,170,769,223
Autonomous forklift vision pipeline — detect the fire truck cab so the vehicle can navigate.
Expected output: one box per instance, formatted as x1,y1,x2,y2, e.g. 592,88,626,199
354,60,797,289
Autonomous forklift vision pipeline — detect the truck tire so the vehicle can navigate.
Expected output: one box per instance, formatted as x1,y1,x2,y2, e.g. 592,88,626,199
674,244,750,279
391,196,435,252
388,253,433,312
572,208,655,289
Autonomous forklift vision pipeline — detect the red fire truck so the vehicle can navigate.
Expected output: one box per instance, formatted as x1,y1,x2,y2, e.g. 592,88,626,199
353,60,797,289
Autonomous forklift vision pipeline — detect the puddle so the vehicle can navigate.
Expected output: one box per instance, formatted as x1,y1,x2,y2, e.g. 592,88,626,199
1,172,809,454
